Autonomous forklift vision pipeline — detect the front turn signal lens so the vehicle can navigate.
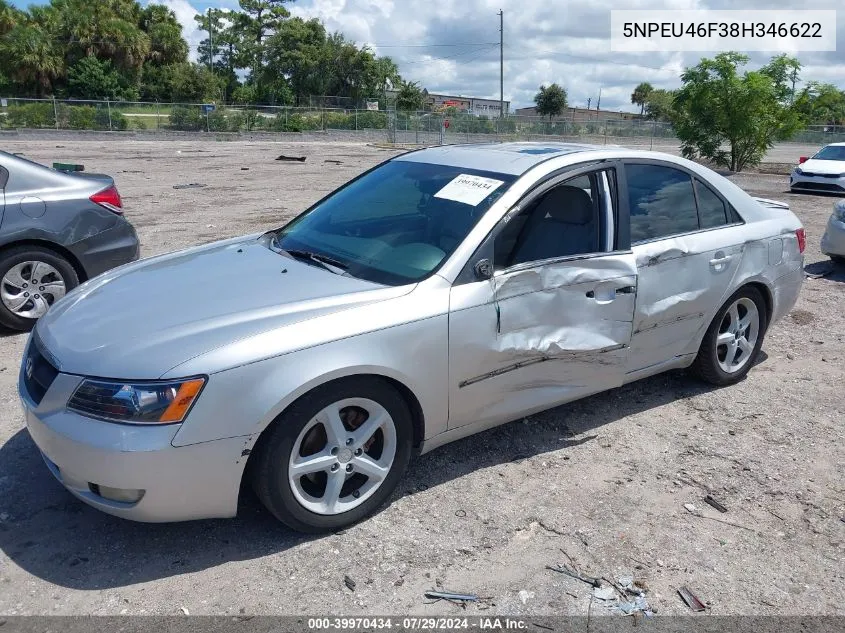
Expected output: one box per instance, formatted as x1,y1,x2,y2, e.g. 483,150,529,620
68,377,206,424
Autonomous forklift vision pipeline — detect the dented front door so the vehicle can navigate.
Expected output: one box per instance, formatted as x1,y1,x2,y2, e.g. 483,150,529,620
447,253,638,429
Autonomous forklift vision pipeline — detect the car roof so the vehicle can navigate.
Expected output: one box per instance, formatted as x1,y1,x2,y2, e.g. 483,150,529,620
822,142,845,147
394,142,608,175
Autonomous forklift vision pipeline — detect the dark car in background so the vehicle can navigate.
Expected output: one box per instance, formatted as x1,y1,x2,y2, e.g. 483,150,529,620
0,151,139,331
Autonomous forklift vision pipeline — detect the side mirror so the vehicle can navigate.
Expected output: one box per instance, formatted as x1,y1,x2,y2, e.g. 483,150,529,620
799,156,808,164
473,258,493,280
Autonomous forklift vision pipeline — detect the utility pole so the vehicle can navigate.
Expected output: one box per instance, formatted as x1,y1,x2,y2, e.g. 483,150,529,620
597,87,601,112
207,8,214,73
498,9,504,119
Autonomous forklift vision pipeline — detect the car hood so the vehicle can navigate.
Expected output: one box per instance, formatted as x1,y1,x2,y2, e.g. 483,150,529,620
798,158,845,175
37,236,406,379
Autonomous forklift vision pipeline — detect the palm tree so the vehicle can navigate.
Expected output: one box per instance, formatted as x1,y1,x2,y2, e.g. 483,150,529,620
0,0,20,37
631,82,653,116
5,24,63,96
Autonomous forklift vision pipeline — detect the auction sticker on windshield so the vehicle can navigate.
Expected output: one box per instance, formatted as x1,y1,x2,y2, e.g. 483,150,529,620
434,174,504,206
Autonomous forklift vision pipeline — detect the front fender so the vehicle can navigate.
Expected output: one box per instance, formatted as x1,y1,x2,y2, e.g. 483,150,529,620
171,313,450,448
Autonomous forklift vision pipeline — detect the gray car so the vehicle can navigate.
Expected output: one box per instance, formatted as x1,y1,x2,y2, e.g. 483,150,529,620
19,143,805,533
0,151,139,331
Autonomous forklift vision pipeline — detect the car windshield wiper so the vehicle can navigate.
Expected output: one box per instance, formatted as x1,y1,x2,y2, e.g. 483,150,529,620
283,249,348,274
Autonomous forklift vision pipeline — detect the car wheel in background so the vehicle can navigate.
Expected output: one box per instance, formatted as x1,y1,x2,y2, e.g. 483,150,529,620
691,286,768,386
0,245,79,331
250,376,414,533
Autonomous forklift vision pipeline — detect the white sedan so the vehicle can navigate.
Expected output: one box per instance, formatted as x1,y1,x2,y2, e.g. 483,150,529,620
790,142,845,194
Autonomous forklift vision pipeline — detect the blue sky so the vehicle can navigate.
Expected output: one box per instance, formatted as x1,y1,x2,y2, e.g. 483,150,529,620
7,0,845,110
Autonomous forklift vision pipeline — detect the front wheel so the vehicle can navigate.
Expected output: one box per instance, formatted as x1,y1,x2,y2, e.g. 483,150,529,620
0,246,79,331
691,287,767,386
250,377,413,533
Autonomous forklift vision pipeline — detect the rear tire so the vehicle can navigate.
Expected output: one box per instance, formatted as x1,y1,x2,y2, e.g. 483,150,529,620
250,377,414,533
0,245,78,331
691,286,767,386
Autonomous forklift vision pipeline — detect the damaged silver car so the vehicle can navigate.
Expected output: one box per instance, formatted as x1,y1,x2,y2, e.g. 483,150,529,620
20,143,805,532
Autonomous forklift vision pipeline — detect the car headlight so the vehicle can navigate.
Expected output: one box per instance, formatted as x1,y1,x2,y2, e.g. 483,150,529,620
794,167,804,175
67,377,206,424
834,201,845,223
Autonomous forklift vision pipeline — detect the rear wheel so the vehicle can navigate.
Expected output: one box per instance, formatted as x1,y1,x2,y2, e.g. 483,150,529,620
691,287,767,386
0,246,79,331
250,377,413,533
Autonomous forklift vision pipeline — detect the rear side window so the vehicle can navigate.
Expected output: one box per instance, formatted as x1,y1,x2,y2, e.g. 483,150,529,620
695,179,728,228
626,164,698,243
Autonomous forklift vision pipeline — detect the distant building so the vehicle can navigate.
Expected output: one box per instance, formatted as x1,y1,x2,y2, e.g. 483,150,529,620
513,106,640,121
386,90,510,116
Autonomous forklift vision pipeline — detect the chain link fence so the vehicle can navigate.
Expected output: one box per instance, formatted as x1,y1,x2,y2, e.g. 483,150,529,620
2,97,845,148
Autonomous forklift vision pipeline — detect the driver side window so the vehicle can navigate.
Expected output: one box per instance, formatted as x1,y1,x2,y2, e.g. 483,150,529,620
494,169,614,270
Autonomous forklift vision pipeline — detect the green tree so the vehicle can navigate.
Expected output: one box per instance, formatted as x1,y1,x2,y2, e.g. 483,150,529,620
396,80,426,112
67,55,125,99
142,4,188,66
673,52,803,172
643,88,676,121
168,63,225,103
0,0,20,36
795,82,845,126
534,83,567,121
631,81,653,115
2,23,63,96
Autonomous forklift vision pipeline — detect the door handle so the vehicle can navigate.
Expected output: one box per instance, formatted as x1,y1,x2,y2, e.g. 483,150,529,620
586,285,635,300
709,255,733,266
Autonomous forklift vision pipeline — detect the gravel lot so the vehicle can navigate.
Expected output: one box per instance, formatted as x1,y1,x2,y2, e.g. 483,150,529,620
0,139,842,617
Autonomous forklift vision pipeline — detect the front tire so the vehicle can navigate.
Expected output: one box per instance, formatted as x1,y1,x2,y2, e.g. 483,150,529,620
250,377,414,533
0,246,79,331
691,286,767,386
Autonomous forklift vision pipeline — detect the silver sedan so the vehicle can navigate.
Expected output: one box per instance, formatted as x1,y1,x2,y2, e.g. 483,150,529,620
19,143,805,532
821,200,845,262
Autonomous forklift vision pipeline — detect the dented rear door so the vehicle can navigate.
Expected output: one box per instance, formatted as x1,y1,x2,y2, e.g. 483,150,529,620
448,253,637,429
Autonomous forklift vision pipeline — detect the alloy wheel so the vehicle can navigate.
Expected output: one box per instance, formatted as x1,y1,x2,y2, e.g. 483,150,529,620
288,397,397,515
715,297,760,374
1,261,66,319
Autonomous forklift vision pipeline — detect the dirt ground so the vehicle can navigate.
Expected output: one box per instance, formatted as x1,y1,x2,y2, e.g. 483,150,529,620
0,139,842,617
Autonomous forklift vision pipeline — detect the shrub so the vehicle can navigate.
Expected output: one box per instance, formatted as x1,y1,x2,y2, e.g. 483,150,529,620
169,106,204,131
207,110,228,132
67,106,96,130
355,111,387,129
6,103,55,128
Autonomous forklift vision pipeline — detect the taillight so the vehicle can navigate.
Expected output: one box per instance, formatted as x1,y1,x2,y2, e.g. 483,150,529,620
798,156,808,164
796,228,806,254
90,185,123,215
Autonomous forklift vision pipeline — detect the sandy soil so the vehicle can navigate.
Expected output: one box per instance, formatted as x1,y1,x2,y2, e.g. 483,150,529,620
0,139,842,617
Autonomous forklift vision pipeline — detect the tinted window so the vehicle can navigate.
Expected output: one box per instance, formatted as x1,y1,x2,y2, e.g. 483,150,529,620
813,145,845,161
627,164,699,242
695,179,728,228
495,170,606,268
276,161,515,285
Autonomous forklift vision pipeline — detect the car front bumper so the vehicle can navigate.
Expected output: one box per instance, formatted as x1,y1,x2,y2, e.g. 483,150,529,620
68,217,141,280
821,214,845,258
19,341,246,522
790,172,845,194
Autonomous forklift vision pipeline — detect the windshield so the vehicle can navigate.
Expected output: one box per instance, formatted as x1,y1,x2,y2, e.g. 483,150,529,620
812,145,845,161
275,160,515,285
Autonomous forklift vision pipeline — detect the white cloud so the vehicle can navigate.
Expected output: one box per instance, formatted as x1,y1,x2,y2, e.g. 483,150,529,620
147,0,845,109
